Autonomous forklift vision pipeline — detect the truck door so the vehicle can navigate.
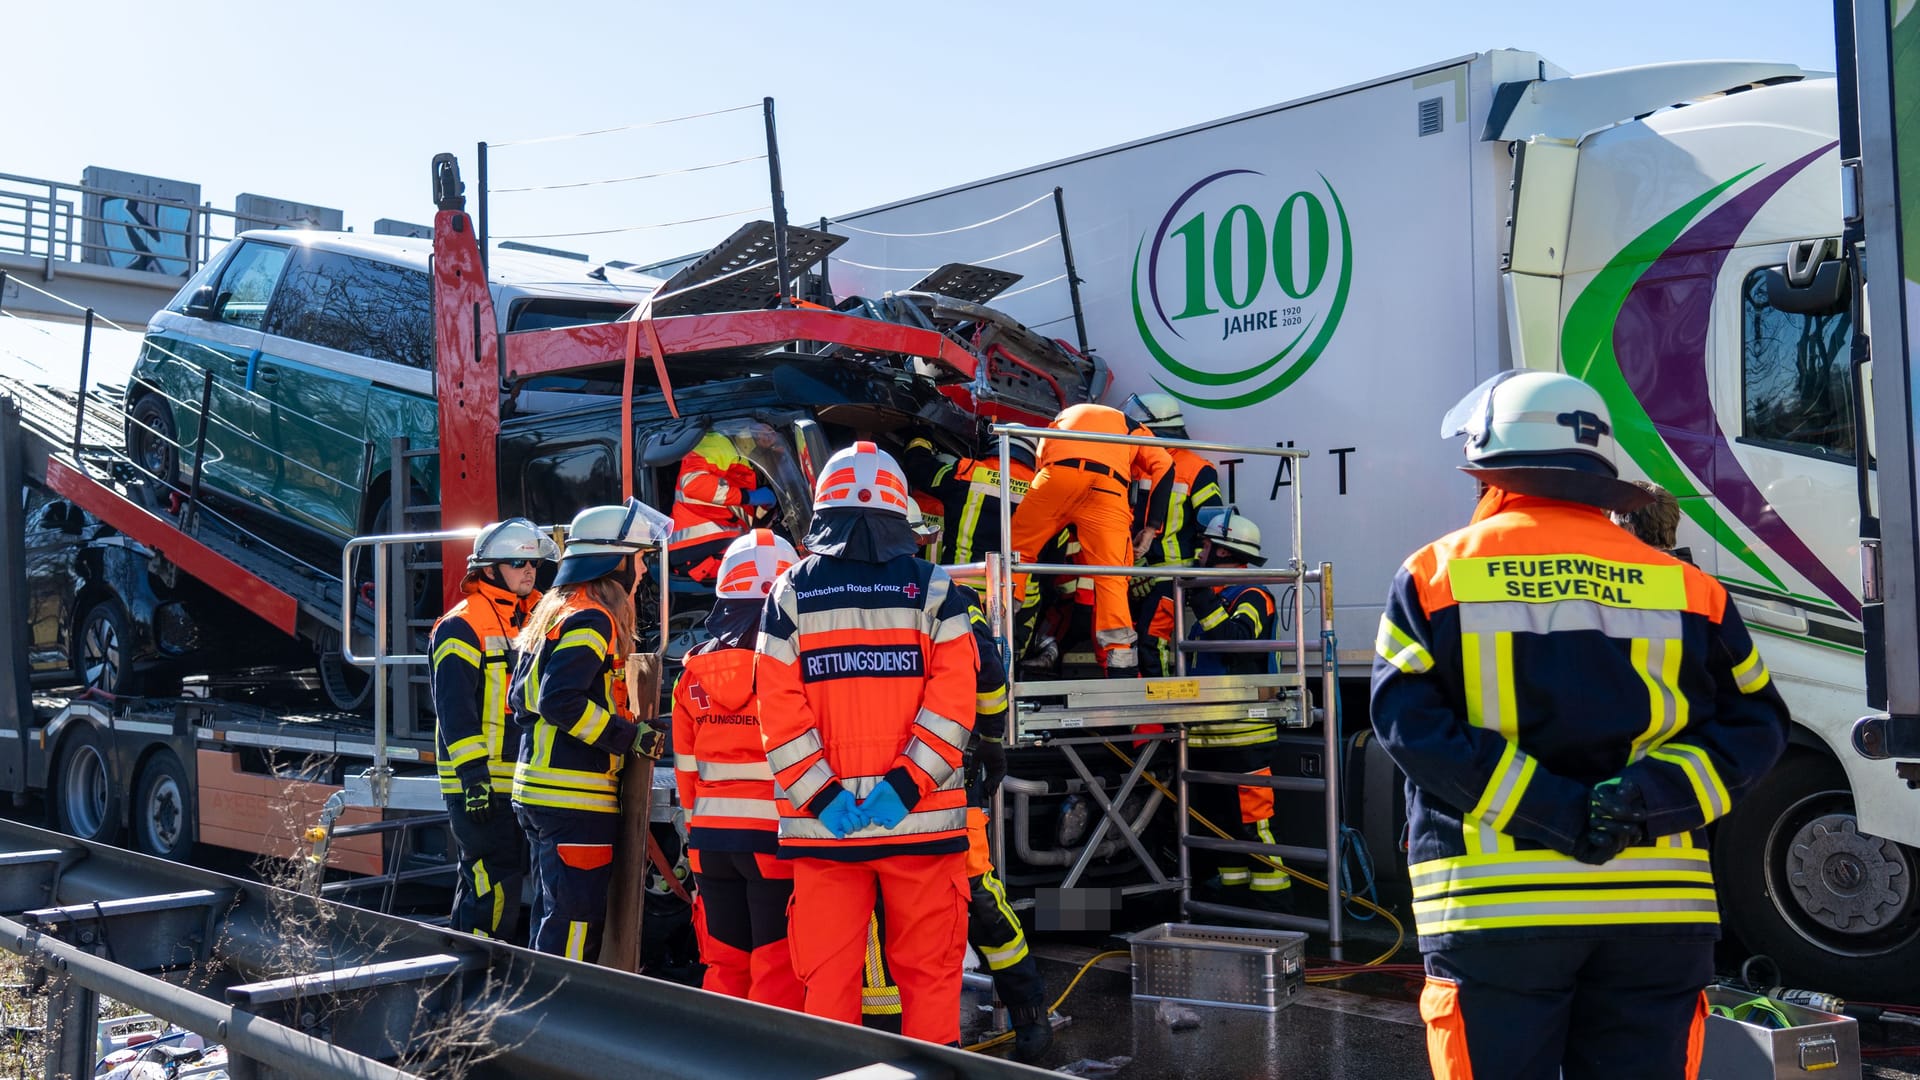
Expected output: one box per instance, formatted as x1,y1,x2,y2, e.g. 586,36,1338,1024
1714,240,1863,646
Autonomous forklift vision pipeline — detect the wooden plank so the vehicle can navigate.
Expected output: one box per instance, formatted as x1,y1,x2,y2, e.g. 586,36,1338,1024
194,749,382,875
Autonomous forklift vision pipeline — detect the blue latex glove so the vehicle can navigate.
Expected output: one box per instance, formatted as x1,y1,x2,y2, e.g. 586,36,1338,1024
859,783,910,830
817,788,867,838
746,487,777,507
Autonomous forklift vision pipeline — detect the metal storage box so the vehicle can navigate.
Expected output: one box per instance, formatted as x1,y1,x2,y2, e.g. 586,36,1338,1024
1697,985,1860,1080
1128,922,1306,1012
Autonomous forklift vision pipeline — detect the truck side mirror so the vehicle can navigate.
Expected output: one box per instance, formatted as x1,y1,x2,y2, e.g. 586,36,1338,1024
1765,239,1851,316
181,284,218,319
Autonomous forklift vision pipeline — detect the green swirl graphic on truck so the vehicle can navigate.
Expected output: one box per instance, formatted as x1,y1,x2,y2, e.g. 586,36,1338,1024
1131,171,1353,410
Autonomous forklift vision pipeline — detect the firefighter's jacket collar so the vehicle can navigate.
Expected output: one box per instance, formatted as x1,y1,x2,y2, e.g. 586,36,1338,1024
802,507,919,562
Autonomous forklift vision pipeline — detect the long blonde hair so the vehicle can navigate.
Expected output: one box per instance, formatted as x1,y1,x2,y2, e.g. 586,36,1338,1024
516,575,636,658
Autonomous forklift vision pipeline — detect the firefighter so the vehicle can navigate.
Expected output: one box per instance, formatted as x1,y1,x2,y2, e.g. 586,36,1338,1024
1612,479,1694,564
1371,371,1789,1080
1008,404,1173,677
1140,508,1290,905
1123,393,1223,568
899,432,1039,565
668,431,774,583
430,517,558,939
756,441,977,1045
510,498,672,961
673,528,804,1008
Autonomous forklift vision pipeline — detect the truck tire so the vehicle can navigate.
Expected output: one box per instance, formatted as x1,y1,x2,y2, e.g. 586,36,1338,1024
131,749,195,861
1714,748,1920,999
53,725,121,844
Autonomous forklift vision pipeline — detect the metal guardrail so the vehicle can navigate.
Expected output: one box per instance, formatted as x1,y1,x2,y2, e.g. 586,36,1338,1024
0,818,1043,1079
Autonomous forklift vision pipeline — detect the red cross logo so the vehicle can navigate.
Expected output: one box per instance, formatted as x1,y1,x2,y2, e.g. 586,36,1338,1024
688,681,711,710
902,582,920,599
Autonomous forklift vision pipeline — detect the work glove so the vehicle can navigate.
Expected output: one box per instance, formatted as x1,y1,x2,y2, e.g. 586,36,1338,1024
463,782,493,826
1572,778,1649,865
630,723,669,761
746,487,777,508
975,737,1008,802
818,788,868,839
1130,575,1157,600
1590,776,1649,825
858,782,911,830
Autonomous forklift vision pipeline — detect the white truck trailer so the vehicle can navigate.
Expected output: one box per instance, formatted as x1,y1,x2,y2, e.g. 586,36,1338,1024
826,50,1914,995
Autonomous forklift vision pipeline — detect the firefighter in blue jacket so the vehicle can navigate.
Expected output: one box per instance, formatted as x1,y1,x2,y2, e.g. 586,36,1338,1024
1141,508,1290,905
1370,371,1789,1080
430,517,557,939
509,498,672,961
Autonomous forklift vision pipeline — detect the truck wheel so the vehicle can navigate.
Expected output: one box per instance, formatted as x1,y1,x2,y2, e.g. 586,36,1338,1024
74,600,141,696
316,645,372,714
53,726,121,844
131,750,194,861
1715,749,1920,999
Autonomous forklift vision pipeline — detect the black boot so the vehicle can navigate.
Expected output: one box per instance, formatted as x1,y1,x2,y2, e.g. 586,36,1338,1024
1007,1001,1053,1065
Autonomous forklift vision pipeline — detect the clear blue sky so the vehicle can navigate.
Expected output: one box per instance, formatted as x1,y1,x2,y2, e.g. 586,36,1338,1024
11,0,1840,266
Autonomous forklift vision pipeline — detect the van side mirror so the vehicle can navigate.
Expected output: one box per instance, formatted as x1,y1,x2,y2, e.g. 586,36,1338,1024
181,284,218,319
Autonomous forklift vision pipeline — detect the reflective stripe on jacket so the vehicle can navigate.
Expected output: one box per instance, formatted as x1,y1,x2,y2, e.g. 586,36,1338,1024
670,436,755,550
1368,489,1789,949
901,438,1035,565
756,551,978,860
672,641,778,853
1142,581,1279,747
430,580,538,793
510,595,640,814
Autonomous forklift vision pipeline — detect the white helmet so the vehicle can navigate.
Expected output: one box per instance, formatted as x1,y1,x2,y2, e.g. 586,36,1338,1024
1198,506,1264,565
813,441,911,517
467,517,559,572
555,497,673,586
905,498,943,547
1440,371,1652,511
1124,392,1186,435
714,529,799,599
1006,433,1039,470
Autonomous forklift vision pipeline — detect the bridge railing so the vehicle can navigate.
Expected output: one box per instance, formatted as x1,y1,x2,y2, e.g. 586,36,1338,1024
0,170,315,280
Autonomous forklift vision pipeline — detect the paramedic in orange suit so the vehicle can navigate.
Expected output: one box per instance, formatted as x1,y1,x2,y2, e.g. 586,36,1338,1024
756,441,978,1044
675,528,804,1009
1008,403,1172,676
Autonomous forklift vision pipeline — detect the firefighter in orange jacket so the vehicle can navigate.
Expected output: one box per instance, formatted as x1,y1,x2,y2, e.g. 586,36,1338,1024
1371,372,1789,1080
669,431,774,583
509,498,673,961
430,518,557,939
1009,404,1172,676
756,442,978,1044
673,528,804,1009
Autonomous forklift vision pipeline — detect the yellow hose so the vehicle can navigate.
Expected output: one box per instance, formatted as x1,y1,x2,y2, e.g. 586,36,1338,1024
964,949,1129,1052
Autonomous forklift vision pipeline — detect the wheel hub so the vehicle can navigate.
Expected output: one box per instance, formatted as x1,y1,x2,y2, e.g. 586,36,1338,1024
1786,814,1911,933
148,777,182,850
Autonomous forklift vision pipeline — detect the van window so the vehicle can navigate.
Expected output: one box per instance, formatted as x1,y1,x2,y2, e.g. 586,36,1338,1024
508,299,636,332
266,249,434,369
1740,268,1855,461
213,242,290,330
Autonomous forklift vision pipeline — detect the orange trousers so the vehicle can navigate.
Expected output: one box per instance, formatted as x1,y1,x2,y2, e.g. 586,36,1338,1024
691,849,803,1010
1010,465,1139,670
788,853,969,1044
